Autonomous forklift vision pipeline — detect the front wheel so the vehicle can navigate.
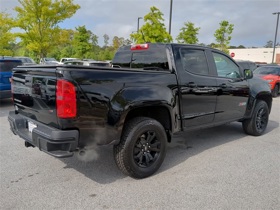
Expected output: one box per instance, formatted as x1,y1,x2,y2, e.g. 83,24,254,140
113,117,167,179
242,100,269,136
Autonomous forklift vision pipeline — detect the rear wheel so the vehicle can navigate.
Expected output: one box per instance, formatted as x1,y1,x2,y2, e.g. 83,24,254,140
242,100,269,136
272,84,279,97
113,117,167,179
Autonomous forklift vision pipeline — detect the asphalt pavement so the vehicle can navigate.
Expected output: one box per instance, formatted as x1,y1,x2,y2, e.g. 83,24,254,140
0,97,279,210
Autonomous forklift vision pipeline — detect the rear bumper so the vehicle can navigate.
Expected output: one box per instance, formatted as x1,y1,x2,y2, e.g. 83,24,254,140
8,111,79,158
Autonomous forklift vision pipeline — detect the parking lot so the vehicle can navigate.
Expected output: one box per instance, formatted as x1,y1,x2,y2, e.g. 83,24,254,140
0,97,279,209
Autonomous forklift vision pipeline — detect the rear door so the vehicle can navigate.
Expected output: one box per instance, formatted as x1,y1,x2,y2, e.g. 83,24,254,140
174,46,217,128
210,51,250,122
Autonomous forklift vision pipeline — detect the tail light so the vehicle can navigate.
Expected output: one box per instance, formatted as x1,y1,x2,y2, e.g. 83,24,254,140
131,43,149,50
56,79,77,118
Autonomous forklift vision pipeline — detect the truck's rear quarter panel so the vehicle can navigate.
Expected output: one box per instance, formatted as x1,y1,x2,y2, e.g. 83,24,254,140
68,67,179,146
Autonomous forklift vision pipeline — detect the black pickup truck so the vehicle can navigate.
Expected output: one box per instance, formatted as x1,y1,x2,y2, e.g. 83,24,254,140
8,43,272,178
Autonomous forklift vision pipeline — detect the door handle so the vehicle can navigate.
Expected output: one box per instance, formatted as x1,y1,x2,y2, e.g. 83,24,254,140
220,83,227,88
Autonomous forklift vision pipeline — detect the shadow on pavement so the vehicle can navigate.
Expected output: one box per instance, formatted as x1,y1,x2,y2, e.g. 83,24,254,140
59,120,279,184
0,98,13,107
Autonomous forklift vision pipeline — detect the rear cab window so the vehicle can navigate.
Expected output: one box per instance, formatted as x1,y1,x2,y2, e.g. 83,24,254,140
112,44,171,71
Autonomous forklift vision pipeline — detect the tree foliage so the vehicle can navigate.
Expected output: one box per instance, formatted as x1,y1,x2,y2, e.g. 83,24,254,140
4,2,241,62
103,34,109,47
176,22,200,44
130,6,172,43
112,36,132,50
14,0,80,58
264,40,273,48
214,20,234,53
72,26,96,59
0,12,16,55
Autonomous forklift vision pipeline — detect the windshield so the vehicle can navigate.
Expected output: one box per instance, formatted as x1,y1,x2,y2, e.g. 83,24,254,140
254,66,280,75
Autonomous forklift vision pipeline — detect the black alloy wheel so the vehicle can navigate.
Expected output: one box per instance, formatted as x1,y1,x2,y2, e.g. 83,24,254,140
133,131,161,168
242,100,269,136
114,117,167,179
255,106,268,134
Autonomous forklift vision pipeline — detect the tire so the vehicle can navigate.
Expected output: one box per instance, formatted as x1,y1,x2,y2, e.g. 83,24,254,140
242,100,269,136
272,84,279,98
113,117,167,179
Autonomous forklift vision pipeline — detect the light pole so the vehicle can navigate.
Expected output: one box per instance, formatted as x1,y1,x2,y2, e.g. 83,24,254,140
137,17,142,33
169,0,173,34
272,12,280,63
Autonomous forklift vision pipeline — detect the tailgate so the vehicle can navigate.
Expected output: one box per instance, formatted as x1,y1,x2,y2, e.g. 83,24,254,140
12,67,59,128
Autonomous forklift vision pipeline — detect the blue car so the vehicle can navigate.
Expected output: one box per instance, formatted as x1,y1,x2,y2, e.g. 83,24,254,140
0,58,23,99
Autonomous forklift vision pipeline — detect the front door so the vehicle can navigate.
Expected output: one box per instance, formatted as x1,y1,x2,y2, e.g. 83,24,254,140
211,51,250,123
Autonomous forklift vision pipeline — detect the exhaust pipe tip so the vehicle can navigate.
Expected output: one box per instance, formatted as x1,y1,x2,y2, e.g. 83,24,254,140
79,150,86,156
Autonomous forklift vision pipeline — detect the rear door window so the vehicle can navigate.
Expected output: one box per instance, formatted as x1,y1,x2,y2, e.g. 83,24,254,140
180,49,209,75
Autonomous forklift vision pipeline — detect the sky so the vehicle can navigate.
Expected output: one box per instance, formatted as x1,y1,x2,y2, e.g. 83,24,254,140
1,0,280,47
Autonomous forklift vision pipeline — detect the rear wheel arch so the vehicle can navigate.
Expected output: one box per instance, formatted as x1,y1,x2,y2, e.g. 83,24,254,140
123,106,172,142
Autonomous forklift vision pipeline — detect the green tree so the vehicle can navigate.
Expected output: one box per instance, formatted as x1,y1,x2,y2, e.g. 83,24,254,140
112,36,132,50
176,22,200,44
237,45,245,49
98,47,115,61
103,34,109,47
14,0,80,59
0,12,16,55
208,43,218,48
264,40,273,48
48,29,76,60
72,26,92,59
130,6,172,43
58,29,76,58
214,20,234,53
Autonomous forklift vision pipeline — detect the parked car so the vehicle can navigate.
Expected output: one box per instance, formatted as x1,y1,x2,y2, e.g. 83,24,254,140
87,61,111,67
40,57,59,64
235,60,258,72
64,60,111,67
14,56,36,65
63,59,84,65
0,58,22,99
254,65,280,97
59,57,78,64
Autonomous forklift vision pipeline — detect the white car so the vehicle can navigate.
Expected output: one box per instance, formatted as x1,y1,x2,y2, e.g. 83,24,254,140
40,57,59,64
59,58,78,64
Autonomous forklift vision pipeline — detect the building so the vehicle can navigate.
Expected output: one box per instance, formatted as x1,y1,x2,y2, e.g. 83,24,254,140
229,48,280,64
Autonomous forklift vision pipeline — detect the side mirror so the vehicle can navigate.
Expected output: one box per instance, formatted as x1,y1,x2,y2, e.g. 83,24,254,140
244,69,253,79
